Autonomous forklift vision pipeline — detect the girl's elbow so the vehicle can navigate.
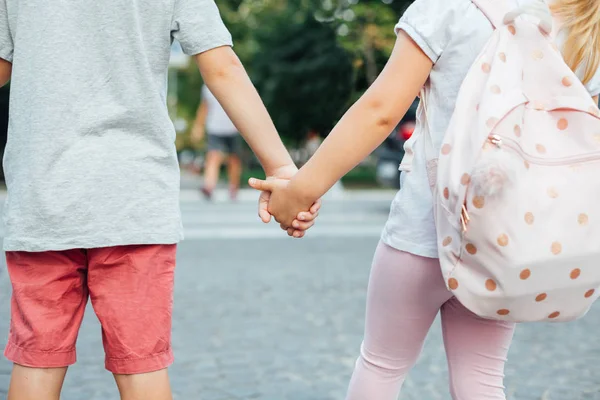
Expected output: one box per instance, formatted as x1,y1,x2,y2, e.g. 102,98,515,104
365,98,397,132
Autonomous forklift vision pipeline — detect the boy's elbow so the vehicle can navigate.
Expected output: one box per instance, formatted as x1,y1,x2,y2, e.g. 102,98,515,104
364,97,397,133
197,47,245,84
213,54,245,81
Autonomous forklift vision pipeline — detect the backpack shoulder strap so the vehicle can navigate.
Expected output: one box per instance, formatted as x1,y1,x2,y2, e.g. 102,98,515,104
471,0,514,29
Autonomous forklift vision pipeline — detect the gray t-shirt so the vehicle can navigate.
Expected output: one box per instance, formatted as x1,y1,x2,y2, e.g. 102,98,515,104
0,0,232,251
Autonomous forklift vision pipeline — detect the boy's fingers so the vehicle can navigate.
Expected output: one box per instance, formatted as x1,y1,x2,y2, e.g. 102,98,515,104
258,191,271,223
258,208,271,224
293,230,305,239
297,211,318,222
287,227,295,237
249,178,275,192
292,219,315,231
310,200,322,214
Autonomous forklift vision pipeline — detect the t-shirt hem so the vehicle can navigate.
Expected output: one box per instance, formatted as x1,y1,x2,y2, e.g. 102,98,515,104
182,37,233,57
381,230,439,259
395,21,440,64
0,46,13,62
3,231,185,252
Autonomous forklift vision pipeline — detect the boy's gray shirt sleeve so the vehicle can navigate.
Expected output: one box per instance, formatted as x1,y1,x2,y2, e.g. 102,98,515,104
0,0,13,62
171,0,233,56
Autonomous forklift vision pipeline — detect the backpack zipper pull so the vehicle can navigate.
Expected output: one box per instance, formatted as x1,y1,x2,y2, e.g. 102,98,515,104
461,204,470,232
489,134,503,147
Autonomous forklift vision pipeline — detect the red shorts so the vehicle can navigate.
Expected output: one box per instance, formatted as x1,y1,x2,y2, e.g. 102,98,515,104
4,244,176,374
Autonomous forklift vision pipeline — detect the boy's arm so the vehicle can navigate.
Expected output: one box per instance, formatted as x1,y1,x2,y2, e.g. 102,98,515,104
194,46,294,175
0,58,11,87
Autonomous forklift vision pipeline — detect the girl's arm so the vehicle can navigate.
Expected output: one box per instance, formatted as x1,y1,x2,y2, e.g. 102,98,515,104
194,46,294,175
0,58,11,87
289,32,433,201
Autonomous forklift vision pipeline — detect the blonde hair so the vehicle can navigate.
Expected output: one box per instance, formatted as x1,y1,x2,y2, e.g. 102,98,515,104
551,0,600,84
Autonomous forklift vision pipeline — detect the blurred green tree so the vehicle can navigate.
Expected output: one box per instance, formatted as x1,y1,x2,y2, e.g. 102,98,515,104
252,11,354,144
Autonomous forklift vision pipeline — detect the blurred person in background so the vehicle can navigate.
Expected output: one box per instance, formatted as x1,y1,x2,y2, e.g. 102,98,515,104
294,129,323,167
192,84,243,201
303,129,322,163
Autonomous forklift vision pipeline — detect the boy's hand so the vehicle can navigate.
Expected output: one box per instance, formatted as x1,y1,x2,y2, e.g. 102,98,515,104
250,173,318,237
255,164,321,238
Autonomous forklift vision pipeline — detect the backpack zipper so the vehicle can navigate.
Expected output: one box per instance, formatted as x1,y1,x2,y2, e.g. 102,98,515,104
488,135,600,166
460,135,600,233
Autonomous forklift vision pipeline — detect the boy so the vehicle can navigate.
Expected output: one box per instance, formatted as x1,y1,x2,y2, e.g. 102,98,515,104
0,0,317,399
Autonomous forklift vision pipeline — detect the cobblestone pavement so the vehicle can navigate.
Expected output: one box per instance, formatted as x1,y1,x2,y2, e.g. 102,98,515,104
0,189,598,400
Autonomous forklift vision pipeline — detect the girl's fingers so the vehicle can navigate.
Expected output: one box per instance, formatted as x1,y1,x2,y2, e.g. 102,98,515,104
287,228,295,237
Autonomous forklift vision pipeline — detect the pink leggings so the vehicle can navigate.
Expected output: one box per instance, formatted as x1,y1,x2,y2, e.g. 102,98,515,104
346,242,516,400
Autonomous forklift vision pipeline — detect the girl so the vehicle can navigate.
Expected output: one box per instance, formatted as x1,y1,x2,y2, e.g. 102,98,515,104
250,0,600,398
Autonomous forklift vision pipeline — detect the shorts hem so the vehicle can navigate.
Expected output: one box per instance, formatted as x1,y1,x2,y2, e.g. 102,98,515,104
4,341,76,368
106,349,174,375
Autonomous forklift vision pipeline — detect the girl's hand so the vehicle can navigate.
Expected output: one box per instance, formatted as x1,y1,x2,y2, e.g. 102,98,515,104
249,176,318,237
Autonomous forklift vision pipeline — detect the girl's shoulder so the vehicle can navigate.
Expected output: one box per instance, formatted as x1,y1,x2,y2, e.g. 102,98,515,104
396,0,488,63
402,0,473,15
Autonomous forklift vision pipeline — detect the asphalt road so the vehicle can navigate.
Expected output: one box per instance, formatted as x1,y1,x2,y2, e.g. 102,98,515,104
0,188,598,400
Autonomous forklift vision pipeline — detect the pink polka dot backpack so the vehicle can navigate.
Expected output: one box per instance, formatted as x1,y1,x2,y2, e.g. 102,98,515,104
429,0,600,322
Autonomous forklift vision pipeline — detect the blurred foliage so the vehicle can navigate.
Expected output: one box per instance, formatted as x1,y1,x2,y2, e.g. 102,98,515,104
252,13,354,144
175,0,414,143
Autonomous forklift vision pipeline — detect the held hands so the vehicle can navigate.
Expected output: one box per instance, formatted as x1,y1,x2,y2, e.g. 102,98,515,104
250,165,320,238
